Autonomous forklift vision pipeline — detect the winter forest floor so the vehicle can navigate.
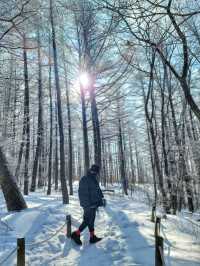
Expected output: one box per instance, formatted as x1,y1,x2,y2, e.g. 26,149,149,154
0,185,200,266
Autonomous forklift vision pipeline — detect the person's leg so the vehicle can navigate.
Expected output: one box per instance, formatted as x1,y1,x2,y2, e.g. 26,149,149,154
78,209,89,232
71,208,89,245
88,208,102,243
74,208,92,235
87,208,96,236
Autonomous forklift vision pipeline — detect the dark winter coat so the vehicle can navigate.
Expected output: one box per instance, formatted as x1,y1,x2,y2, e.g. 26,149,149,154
78,171,104,209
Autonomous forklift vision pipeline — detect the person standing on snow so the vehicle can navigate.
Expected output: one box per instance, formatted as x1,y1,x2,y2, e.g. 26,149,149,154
71,164,106,245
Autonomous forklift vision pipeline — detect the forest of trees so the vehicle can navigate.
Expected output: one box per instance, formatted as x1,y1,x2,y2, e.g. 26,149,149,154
0,0,200,214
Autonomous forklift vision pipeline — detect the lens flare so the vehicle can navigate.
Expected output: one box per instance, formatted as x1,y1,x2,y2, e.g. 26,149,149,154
79,72,90,88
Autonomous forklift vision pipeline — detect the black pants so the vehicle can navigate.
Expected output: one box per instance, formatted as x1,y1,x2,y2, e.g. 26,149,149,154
79,208,96,232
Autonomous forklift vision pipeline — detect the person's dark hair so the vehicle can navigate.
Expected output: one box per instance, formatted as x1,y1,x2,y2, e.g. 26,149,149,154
90,164,100,174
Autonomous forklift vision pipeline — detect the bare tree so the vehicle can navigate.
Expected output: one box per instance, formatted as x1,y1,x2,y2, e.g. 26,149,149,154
50,0,69,204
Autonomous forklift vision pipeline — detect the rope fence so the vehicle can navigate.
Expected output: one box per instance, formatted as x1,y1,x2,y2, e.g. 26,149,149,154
0,214,71,266
160,213,200,242
0,247,17,266
26,222,66,247
181,216,200,240
0,219,13,231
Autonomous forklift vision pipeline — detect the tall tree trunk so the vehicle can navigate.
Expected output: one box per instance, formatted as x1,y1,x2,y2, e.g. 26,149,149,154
149,123,166,202
80,84,90,172
23,34,30,195
101,135,107,187
12,68,17,158
186,112,199,210
134,139,140,183
64,57,73,195
168,85,193,212
77,144,82,178
146,117,157,208
128,129,135,186
2,56,12,140
168,88,181,213
38,145,44,188
15,122,26,182
47,45,53,196
181,119,194,212
0,147,27,211
160,67,172,212
143,51,167,210
118,117,128,195
89,84,101,168
108,141,114,185
54,108,59,191
50,0,69,204
30,29,43,192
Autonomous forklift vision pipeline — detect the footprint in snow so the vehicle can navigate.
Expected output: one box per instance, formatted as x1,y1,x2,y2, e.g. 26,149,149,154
105,239,121,252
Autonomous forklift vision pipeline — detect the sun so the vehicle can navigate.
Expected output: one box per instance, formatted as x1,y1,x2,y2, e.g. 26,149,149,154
79,72,90,88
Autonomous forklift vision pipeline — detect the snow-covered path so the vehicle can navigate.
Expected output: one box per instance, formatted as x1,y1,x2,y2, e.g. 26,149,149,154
59,196,155,266
0,191,200,266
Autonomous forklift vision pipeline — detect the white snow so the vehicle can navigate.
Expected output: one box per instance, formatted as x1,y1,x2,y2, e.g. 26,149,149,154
0,187,200,266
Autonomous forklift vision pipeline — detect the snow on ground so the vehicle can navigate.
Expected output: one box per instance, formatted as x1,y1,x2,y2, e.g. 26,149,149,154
0,187,200,266
161,215,200,266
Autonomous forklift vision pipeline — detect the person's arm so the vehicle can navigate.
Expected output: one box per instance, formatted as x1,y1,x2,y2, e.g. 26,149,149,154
97,183,106,207
99,186,104,198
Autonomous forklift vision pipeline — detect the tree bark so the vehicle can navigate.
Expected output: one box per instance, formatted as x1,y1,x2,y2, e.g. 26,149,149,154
0,147,27,211
118,117,128,195
54,101,59,191
23,34,30,195
47,44,53,196
30,29,43,192
89,83,101,168
64,57,73,195
80,84,90,173
50,0,69,204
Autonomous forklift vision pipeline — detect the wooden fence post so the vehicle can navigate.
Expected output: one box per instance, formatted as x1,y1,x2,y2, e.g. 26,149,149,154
151,205,156,222
155,217,161,237
17,238,25,266
66,215,71,238
155,235,164,266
